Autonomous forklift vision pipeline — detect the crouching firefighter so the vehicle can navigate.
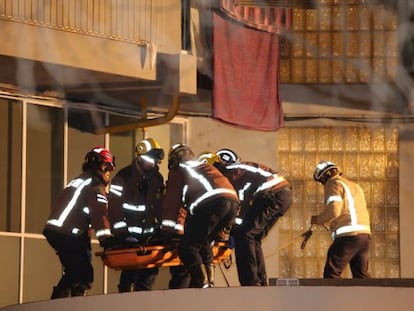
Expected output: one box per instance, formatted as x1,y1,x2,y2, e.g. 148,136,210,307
43,147,116,299
161,144,240,288
213,148,293,286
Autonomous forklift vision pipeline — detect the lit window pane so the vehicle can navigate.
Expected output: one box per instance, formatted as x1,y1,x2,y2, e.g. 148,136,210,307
347,5,359,31
319,59,332,82
26,104,64,234
306,59,318,82
0,99,22,233
332,59,345,82
292,59,305,82
318,7,331,30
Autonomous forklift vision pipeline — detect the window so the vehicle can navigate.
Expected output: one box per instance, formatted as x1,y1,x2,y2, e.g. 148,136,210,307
0,98,22,233
26,104,64,234
0,93,190,304
280,3,398,83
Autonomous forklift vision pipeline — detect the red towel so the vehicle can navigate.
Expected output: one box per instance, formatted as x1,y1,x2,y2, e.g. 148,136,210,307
212,11,284,131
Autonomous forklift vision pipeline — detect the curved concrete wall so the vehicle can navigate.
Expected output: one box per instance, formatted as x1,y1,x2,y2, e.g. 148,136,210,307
1,286,414,311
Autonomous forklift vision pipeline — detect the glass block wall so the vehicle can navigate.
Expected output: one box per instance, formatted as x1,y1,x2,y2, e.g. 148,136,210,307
277,127,399,278
280,2,398,83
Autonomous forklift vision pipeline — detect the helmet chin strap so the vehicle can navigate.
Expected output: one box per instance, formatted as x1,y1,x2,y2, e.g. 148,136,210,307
140,155,156,165
320,169,340,184
93,169,110,186
320,175,330,185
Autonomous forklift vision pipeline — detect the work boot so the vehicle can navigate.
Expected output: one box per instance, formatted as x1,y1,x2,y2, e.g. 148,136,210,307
205,263,215,287
118,283,136,292
50,286,71,299
189,264,209,288
169,266,191,289
71,284,88,297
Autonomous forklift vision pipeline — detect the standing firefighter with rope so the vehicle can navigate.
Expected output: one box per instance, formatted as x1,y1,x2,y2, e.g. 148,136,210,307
311,160,371,279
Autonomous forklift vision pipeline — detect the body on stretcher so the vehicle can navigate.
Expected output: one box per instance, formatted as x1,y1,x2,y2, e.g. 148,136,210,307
95,241,232,270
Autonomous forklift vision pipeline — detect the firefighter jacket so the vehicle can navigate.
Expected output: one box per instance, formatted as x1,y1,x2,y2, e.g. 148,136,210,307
314,175,371,239
44,172,112,241
108,158,164,239
216,161,289,224
161,160,239,234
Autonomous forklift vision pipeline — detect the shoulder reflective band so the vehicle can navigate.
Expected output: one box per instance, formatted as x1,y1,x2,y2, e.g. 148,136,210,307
47,178,92,227
253,175,286,195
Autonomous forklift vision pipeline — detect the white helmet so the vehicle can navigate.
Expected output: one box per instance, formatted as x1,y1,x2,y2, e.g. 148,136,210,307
313,160,341,184
216,148,240,164
168,143,194,169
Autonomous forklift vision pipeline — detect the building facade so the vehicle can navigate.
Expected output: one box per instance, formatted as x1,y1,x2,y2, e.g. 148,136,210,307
1,0,414,307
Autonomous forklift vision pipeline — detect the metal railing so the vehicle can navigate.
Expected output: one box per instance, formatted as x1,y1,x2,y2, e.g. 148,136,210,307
0,0,170,45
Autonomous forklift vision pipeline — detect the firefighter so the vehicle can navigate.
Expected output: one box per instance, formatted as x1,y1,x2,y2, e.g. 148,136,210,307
161,180,193,289
311,160,371,278
161,144,240,288
108,137,165,292
213,148,293,286
43,146,116,299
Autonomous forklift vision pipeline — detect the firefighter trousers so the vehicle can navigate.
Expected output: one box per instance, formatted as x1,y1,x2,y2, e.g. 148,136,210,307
233,186,292,286
178,198,239,273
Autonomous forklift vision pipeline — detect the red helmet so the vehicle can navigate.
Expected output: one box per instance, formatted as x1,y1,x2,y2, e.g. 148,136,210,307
84,146,116,172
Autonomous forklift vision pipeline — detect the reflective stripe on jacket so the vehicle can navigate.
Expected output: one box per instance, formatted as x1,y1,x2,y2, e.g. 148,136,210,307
108,158,164,237
162,160,238,223
315,175,371,239
44,172,111,240
216,161,289,221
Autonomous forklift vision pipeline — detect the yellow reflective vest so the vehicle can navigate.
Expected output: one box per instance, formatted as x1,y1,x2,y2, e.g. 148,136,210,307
314,175,371,239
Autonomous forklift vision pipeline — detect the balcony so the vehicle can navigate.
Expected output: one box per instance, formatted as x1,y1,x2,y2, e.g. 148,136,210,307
0,0,197,132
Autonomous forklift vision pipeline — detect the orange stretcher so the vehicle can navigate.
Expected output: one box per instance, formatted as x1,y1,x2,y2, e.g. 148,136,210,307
95,242,232,270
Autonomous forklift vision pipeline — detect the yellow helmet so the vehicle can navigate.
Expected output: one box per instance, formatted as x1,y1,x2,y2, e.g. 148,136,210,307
135,138,164,162
197,151,221,165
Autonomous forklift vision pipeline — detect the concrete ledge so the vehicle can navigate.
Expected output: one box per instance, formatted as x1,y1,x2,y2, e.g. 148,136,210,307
269,278,414,287
2,286,414,311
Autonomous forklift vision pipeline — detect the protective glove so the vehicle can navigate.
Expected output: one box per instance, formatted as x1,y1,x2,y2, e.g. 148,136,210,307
124,236,139,243
158,226,183,244
301,226,314,250
216,226,231,242
99,236,117,249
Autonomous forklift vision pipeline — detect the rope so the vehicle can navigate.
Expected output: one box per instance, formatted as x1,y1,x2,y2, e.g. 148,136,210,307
265,224,330,259
217,262,231,287
265,231,307,259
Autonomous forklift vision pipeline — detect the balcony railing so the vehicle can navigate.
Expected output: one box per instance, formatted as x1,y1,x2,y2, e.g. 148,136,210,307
0,0,173,46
